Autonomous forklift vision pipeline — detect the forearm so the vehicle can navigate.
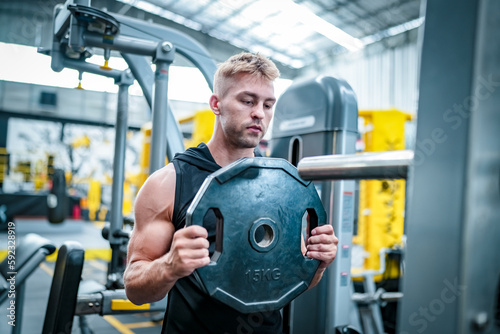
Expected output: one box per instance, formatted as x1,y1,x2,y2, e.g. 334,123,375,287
124,259,177,305
308,267,326,290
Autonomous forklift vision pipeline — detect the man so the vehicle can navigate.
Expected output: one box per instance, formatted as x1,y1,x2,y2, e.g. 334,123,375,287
124,52,338,333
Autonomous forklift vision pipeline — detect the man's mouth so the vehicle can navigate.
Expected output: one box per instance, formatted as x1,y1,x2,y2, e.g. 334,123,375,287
247,125,262,133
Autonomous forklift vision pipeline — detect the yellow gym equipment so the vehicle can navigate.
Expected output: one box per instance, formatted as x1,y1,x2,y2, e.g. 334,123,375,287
354,109,413,281
179,109,215,149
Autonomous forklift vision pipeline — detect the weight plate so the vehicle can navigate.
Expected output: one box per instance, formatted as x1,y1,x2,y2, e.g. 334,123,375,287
186,157,327,313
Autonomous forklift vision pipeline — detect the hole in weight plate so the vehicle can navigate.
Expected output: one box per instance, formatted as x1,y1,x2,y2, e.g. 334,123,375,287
301,209,318,255
203,208,223,262
254,224,274,248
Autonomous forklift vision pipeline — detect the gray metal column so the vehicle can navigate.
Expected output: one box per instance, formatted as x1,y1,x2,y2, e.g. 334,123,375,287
322,130,358,333
121,53,186,162
398,0,500,333
149,45,175,174
107,72,134,285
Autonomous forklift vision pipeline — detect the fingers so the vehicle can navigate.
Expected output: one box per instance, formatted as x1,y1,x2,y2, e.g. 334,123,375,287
175,248,211,268
168,226,211,278
308,225,338,246
306,224,338,268
179,225,209,239
174,225,210,251
174,232,210,250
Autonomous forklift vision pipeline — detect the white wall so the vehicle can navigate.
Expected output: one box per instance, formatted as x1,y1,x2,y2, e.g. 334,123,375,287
299,37,421,115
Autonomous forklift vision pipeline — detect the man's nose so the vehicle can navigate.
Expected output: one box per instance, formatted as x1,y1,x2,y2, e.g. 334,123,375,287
251,103,265,119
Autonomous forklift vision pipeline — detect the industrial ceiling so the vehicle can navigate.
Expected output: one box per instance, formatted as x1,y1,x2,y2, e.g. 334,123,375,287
115,0,423,69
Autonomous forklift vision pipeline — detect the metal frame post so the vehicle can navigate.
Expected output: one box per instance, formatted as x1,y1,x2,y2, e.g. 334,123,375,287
398,0,500,333
121,53,186,162
323,131,359,332
107,71,134,286
149,43,175,173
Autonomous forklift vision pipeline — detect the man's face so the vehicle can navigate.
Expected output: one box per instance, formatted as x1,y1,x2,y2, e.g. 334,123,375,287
217,72,276,149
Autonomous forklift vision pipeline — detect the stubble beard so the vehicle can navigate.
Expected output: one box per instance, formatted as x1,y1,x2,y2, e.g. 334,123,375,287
225,122,265,149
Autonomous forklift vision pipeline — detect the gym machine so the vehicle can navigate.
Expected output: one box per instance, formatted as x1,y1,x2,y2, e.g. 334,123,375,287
298,150,413,181
270,76,362,333
299,150,411,334
39,0,217,330
297,1,500,333
397,0,500,333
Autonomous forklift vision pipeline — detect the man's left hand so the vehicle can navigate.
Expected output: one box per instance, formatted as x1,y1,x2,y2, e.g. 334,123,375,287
306,225,339,269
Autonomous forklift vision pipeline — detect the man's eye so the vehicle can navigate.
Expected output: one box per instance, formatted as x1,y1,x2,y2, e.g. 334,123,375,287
243,100,252,105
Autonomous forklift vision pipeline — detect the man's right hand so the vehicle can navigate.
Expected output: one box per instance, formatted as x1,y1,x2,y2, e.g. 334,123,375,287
165,225,211,279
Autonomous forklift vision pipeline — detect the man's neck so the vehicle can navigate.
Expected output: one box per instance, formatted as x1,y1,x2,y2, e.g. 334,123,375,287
206,140,255,167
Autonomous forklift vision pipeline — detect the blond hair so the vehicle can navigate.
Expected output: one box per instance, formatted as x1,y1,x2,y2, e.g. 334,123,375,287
213,52,280,96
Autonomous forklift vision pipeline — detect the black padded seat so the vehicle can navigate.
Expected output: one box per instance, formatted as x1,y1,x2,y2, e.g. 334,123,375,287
42,241,85,334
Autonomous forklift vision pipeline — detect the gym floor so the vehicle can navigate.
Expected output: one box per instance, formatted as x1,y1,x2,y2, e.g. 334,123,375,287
0,218,164,334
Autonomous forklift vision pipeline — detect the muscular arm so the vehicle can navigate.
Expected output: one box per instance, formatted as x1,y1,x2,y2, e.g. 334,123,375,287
124,164,210,305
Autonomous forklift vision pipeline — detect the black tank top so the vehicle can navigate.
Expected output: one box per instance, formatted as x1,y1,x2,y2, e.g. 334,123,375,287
162,143,282,334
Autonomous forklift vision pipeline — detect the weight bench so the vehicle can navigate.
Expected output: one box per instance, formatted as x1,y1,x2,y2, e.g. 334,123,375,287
42,241,166,334
42,241,85,334
0,233,56,334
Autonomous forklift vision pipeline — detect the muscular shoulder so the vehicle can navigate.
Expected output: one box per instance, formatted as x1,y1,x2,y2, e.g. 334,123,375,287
134,163,176,228
143,163,176,191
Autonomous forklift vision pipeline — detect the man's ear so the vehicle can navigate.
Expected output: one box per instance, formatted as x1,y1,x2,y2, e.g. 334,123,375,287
209,94,221,115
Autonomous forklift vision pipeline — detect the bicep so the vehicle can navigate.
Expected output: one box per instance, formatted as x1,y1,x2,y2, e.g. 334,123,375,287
127,220,174,264
127,164,176,263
